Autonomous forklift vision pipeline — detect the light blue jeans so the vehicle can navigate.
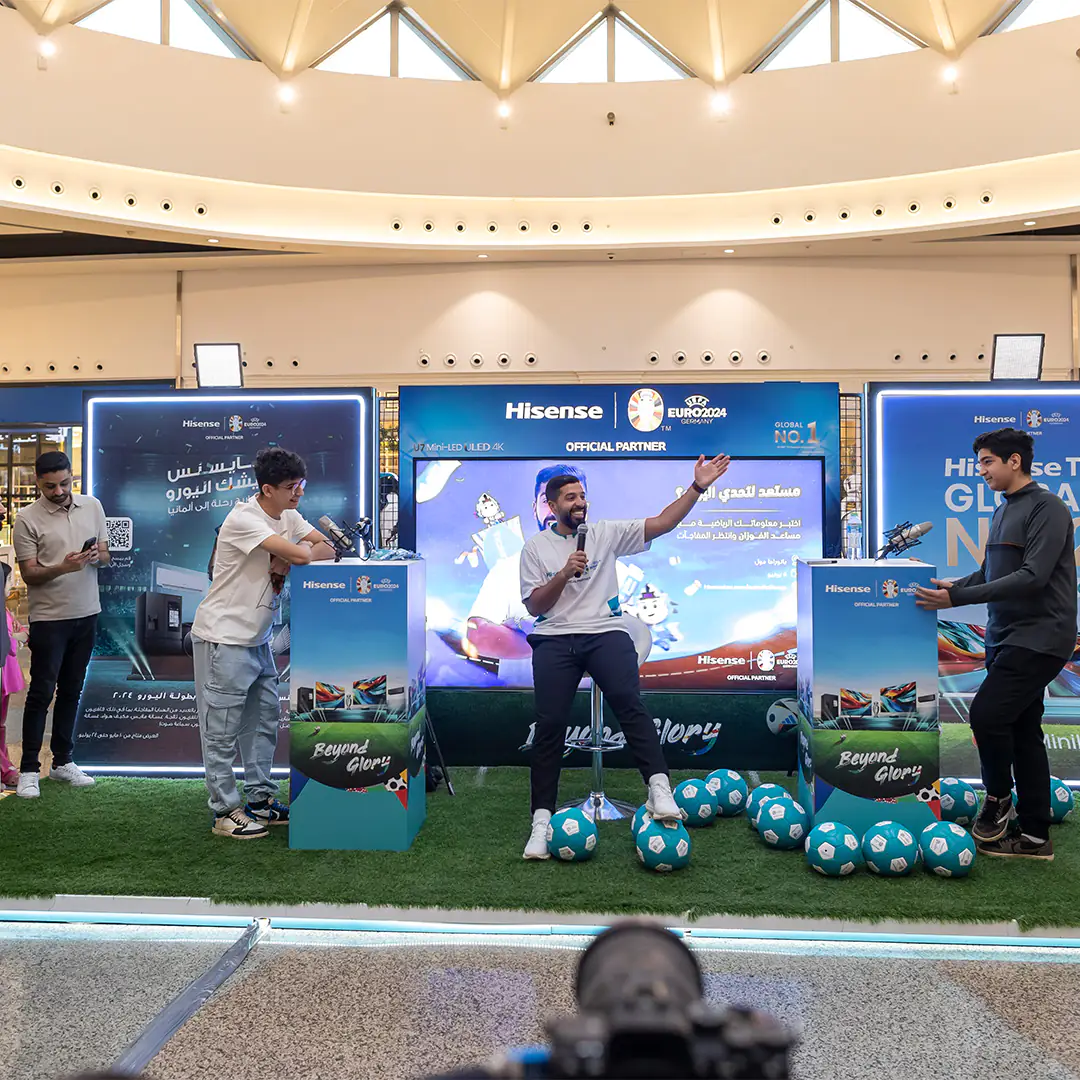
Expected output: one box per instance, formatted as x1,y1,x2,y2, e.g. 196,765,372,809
192,638,280,815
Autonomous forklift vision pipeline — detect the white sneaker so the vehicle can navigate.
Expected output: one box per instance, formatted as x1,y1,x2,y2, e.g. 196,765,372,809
211,808,269,840
523,810,552,860
49,763,96,787
646,774,685,823
16,773,40,799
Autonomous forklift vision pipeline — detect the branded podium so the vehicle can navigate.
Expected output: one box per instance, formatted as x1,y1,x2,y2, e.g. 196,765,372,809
796,559,941,836
288,559,427,850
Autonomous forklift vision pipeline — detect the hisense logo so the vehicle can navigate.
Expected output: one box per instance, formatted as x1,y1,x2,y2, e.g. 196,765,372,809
973,415,1017,424
182,420,218,428
825,584,872,593
506,402,604,420
302,581,346,589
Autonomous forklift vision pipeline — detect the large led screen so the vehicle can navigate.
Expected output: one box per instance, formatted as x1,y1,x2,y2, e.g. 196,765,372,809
418,457,824,691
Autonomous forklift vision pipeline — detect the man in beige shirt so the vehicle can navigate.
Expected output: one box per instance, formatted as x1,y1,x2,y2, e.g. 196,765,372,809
12,451,110,799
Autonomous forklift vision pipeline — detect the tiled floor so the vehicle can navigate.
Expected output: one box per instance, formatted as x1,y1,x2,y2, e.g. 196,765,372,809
5,924,1080,1080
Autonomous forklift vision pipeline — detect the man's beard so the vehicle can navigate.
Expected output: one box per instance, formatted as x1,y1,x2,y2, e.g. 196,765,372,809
560,507,586,530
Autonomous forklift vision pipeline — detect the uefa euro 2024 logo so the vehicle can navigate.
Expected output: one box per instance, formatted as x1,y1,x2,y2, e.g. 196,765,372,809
356,576,372,595
227,415,244,433
882,579,899,599
1026,409,1043,429
627,388,665,432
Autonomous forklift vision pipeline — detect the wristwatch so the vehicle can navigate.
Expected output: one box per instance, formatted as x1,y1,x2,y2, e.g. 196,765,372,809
691,480,707,495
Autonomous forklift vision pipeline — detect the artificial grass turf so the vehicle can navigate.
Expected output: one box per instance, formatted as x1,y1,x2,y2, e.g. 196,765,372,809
0,767,1075,930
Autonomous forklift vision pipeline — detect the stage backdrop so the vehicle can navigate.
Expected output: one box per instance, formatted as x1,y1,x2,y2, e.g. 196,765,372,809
400,381,840,769
76,390,376,772
868,382,1080,783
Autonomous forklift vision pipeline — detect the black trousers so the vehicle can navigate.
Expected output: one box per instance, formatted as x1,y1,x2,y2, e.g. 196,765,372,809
528,630,668,813
969,644,1065,839
20,615,98,773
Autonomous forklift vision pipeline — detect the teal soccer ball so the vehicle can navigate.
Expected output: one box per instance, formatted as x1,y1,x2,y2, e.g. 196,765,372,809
938,777,979,827
862,821,918,876
746,783,789,825
706,770,749,816
752,793,794,833
546,808,598,862
919,821,976,878
758,798,811,850
674,779,719,827
1051,777,1075,823
631,803,652,837
805,822,862,876
635,819,692,872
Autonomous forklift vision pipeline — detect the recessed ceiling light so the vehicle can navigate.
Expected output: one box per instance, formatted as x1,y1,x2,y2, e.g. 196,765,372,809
942,65,958,83
277,83,297,104
724,248,735,254
477,254,488,259
496,101,511,119
38,38,57,58
1024,220,1037,227
207,238,219,244
710,90,731,116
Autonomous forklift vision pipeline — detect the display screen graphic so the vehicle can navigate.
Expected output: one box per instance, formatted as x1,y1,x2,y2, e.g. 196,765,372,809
880,682,916,715
417,456,825,690
839,688,873,717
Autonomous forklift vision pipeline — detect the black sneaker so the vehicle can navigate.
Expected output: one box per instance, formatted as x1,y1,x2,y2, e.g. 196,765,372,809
978,832,1054,861
245,797,289,826
971,794,1015,843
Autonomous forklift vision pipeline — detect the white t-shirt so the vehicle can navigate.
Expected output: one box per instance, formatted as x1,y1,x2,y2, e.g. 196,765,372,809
191,497,312,647
519,519,649,637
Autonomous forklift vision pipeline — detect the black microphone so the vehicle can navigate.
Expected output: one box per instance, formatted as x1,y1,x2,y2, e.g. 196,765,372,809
574,521,588,577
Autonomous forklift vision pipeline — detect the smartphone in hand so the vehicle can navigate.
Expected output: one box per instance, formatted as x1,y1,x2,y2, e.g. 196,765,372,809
81,537,97,553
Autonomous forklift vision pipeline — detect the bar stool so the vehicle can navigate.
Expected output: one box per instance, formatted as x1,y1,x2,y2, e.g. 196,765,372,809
560,613,653,822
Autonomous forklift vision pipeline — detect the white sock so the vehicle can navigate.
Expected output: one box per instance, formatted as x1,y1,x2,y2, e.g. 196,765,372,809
532,809,552,826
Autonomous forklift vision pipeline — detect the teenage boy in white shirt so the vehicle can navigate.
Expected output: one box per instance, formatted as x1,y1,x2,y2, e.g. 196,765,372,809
191,447,335,839
519,455,730,860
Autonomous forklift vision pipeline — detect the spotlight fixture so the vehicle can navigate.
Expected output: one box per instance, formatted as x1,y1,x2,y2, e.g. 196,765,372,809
277,83,297,109
1024,220,1037,227
38,38,57,58
477,253,489,259
942,65,958,94
497,101,511,120
724,248,735,254
207,238,219,244
709,90,730,116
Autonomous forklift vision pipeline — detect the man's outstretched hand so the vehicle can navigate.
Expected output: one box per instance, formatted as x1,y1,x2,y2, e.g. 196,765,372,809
915,579,954,610
694,454,731,491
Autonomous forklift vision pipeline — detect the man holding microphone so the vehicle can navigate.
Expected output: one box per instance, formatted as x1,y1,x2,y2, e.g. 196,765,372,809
916,427,1077,861
520,454,730,860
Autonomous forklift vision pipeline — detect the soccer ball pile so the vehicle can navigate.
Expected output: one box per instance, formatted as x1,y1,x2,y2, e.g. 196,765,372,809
627,768,757,873
803,818,977,879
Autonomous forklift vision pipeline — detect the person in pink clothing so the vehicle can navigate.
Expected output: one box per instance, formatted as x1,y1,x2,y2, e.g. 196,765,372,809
1,605,26,788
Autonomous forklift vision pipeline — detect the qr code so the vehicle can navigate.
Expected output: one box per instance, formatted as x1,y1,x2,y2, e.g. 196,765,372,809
105,517,133,552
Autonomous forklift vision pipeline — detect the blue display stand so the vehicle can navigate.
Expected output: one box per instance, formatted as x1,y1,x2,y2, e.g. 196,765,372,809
796,559,941,836
288,559,427,851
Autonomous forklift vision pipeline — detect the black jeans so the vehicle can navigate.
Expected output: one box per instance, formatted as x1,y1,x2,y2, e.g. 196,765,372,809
20,615,98,773
528,630,668,813
969,644,1065,839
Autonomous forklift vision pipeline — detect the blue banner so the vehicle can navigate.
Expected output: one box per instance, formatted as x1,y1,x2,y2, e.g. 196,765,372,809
400,382,839,696
399,383,841,552
75,390,376,771
868,382,1080,779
